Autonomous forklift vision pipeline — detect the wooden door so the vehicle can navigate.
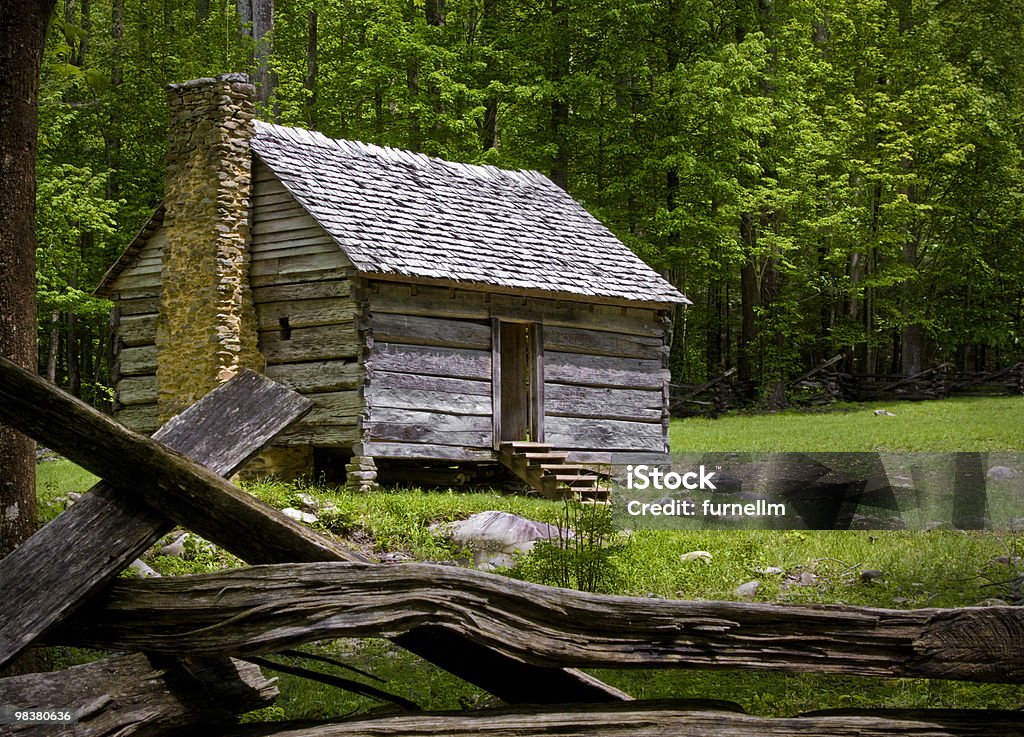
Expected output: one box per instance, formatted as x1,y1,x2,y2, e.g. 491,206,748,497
492,320,544,447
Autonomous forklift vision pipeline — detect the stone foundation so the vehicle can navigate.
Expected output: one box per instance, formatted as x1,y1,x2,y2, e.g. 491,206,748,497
345,456,378,493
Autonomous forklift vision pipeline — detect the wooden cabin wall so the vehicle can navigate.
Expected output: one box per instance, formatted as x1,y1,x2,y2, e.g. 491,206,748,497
365,281,671,463
109,228,165,434
250,160,364,448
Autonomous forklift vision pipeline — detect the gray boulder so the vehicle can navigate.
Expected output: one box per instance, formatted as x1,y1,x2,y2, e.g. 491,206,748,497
433,511,566,571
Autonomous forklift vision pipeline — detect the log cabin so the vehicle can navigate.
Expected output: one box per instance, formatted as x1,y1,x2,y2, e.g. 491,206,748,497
95,74,690,497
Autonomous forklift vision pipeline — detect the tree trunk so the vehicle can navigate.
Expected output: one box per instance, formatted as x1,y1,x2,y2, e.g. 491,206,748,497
0,0,55,680
304,10,317,127
548,0,569,190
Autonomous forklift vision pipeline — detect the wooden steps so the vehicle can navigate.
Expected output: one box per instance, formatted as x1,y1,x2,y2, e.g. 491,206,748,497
498,441,608,501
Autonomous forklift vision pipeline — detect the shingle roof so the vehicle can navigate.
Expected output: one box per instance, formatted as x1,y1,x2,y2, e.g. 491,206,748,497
251,121,689,306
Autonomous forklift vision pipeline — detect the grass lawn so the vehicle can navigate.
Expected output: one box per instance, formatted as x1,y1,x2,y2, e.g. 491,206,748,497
671,396,1024,452
33,395,1024,720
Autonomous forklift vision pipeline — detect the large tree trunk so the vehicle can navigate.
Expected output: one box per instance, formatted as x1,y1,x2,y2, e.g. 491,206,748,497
304,10,317,127
0,0,55,679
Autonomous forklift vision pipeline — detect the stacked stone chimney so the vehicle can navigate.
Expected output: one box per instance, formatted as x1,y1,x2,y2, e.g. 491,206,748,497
156,74,262,421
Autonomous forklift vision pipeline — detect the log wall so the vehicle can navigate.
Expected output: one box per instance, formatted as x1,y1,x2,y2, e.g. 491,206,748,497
364,281,671,462
249,160,364,449
108,228,165,433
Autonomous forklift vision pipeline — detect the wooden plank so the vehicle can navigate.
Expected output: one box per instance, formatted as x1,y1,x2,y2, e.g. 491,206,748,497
369,312,491,350
251,242,340,262
117,345,157,376
0,361,319,670
499,322,530,441
363,408,491,446
368,343,491,381
358,441,496,462
545,416,665,451
117,314,156,347
297,390,363,425
545,351,669,390
115,375,157,406
276,423,360,447
369,370,491,396
256,298,359,330
113,284,162,300
117,296,160,316
264,360,364,393
532,323,545,442
546,384,664,422
367,386,492,416
113,270,162,291
224,703,1024,737
369,281,665,336
59,562,1024,684
250,266,354,288
260,323,360,364
252,279,351,303
113,403,160,434
249,250,352,278
251,213,324,236
0,653,277,737
544,324,666,358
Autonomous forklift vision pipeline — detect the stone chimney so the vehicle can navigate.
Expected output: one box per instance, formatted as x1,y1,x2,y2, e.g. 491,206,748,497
156,74,262,420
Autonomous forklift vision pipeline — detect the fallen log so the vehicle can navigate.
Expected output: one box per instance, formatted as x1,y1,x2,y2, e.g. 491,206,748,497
0,367,314,669
55,562,1024,684
0,652,277,737
224,700,1024,737
0,357,623,704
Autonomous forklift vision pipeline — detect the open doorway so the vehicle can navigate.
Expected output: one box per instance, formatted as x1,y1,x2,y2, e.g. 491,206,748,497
492,319,544,448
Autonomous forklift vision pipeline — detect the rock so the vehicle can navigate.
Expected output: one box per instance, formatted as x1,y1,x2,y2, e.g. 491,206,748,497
158,533,188,557
129,559,160,578
892,597,909,605
67,492,82,503
797,572,817,586
874,409,896,416
433,511,567,571
296,493,320,512
282,507,318,525
987,466,1020,481
734,581,760,598
755,566,784,575
991,555,1023,566
860,569,884,583
980,598,1011,607
680,550,713,564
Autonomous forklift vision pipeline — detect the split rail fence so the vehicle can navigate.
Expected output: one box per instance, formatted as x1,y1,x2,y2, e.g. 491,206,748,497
1,355,1023,736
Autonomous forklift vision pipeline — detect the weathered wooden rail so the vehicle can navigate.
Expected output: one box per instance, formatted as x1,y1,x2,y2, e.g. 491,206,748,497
2,354,1022,736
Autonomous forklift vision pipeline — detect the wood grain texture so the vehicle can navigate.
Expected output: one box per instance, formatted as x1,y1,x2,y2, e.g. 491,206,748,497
115,375,158,406
0,652,277,737
545,351,669,390
264,360,363,393
118,344,157,376
0,363,316,669
259,323,360,364
56,562,1024,684
117,314,157,347
226,702,1024,737
368,312,491,350
367,343,491,381
545,416,665,452
545,383,664,422
362,408,492,446
543,324,666,359
256,298,359,330
357,441,496,461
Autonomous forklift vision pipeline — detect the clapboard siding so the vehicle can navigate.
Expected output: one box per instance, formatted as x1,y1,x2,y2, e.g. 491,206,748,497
109,228,163,434
249,162,365,450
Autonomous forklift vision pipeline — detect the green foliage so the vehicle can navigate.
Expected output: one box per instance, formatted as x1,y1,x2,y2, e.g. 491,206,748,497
512,499,627,593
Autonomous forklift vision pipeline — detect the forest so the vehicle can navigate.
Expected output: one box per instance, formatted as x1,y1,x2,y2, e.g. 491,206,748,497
36,0,1024,404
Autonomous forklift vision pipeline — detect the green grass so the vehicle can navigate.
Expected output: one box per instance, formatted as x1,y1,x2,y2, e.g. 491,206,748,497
671,396,1024,452
31,395,1024,721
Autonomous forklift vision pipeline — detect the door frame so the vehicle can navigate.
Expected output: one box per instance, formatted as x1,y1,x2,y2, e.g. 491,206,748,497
491,318,544,449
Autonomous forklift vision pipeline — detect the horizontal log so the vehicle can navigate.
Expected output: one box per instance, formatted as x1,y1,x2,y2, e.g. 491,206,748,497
368,281,665,336
368,312,491,350
260,323,360,364
367,386,491,416
114,403,160,433
116,375,158,406
113,284,161,300
544,325,665,359
225,703,1024,737
117,315,156,350
118,345,157,376
256,298,360,330
368,370,491,396
0,652,277,737
0,365,314,670
248,245,346,275
363,409,492,446
297,391,363,425
264,360,364,393
545,351,668,390
250,265,354,288
357,441,496,462
58,562,1024,684
252,279,352,303
367,343,491,381
275,423,360,447
252,242,342,262
113,269,162,291
117,296,159,316
545,416,665,451
546,383,664,422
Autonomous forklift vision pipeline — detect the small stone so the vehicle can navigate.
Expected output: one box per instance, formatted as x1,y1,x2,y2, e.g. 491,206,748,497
680,551,713,564
874,409,896,416
296,493,319,512
991,555,1022,566
735,580,760,598
797,572,817,586
130,559,160,578
860,569,884,583
892,597,909,605
755,566,785,575
158,533,188,557
987,466,1020,481
980,598,1011,607
67,492,82,503
282,507,318,524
